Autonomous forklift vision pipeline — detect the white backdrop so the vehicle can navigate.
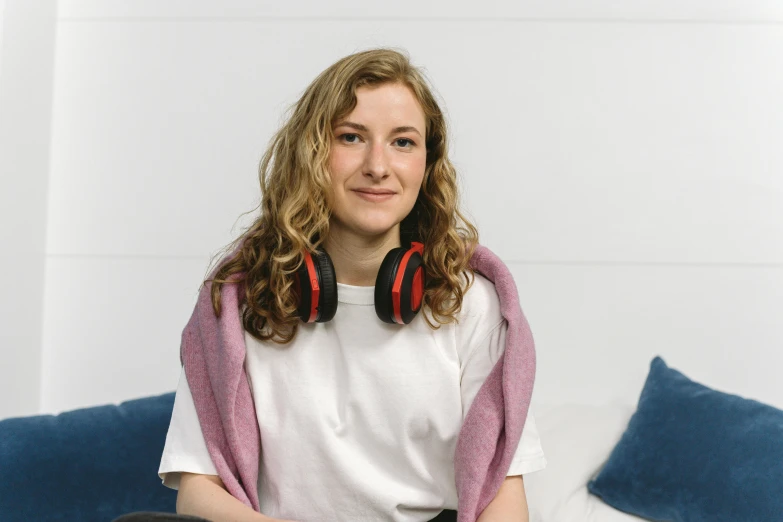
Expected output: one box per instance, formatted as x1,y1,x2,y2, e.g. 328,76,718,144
0,0,57,419
1,0,782,421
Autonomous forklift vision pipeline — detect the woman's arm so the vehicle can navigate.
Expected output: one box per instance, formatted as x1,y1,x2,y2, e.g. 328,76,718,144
177,472,297,522
476,475,529,522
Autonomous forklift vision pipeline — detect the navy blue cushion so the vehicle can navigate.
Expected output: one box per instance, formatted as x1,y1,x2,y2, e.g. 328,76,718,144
0,392,177,522
588,356,783,521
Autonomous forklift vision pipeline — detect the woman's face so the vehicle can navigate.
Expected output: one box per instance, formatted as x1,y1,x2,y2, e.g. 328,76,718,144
328,82,427,244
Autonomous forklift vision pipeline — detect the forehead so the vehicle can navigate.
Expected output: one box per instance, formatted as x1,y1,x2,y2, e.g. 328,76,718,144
343,83,426,125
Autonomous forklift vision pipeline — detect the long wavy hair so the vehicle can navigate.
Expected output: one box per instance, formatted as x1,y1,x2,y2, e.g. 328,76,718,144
205,47,480,344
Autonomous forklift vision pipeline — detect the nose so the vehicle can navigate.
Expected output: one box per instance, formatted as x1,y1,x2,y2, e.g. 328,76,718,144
362,139,390,180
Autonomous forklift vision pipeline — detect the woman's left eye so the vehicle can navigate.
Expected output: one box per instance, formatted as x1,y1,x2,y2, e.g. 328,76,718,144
395,138,414,147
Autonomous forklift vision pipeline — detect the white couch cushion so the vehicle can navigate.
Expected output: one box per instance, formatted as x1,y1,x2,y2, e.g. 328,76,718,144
523,403,651,522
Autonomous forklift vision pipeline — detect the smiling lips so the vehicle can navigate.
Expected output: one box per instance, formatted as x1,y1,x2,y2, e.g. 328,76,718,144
352,188,395,202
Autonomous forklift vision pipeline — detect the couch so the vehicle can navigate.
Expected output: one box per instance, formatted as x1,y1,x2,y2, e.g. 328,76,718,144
3,356,782,522
0,392,178,522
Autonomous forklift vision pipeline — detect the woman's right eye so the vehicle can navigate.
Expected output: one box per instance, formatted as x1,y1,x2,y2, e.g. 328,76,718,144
340,133,360,143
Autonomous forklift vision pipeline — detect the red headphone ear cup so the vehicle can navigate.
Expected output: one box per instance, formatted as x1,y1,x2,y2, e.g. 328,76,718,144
411,266,424,311
395,251,424,324
311,248,337,322
374,246,425,324
374,247,406,324
295,248,338,322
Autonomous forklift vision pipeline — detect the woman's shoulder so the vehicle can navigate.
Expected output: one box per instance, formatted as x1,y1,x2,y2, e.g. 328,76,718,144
453,270,506,363
458,270,503,322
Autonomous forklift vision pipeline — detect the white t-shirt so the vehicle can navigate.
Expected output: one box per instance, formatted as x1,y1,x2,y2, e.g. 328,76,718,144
159,273,546,521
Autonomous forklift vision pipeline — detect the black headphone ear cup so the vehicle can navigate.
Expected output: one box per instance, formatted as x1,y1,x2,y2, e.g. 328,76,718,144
374,247,407,324
294,256,313,322
312,248,337,322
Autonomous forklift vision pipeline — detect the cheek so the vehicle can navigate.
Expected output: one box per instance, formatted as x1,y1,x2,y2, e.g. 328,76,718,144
406,156,427,188
330,143,358,166
409,151,426,174
328,145,343,169
329,150,357,185
327,152,339,178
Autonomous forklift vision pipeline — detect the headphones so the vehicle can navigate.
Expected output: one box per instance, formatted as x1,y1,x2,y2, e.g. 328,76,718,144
293,239,425,325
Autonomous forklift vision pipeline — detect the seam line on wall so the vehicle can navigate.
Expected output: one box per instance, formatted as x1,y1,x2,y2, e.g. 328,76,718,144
45,253,783,268
56,16,783,25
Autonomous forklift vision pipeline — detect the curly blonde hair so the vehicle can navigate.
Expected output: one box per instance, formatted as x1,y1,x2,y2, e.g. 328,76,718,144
205,47,480,343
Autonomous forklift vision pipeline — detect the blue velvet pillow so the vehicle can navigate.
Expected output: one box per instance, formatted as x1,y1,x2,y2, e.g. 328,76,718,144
0,392,177,522
588,356,783,521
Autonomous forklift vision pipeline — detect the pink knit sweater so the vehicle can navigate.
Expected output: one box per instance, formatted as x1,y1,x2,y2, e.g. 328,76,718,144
179,243,536,522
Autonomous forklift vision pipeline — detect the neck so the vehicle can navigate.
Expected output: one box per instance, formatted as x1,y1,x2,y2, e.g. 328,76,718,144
323,226,402,286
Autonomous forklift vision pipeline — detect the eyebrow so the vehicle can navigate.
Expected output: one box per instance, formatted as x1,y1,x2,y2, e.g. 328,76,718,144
334,120,422,137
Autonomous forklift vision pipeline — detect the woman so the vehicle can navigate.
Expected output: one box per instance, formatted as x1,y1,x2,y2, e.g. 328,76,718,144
154,48,546,522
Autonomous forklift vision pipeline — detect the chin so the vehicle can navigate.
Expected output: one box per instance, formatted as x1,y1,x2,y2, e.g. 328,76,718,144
358,225,399,239
346,220,401,239
346,213,399,231
331,209,406,238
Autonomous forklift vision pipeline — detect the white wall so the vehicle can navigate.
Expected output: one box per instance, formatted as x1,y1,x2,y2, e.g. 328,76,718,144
0,0,5,71
1,0,782,419
0,0,57,420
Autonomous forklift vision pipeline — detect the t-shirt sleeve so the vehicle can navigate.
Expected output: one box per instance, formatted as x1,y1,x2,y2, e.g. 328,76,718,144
158,365,220,490
458,279,547,477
